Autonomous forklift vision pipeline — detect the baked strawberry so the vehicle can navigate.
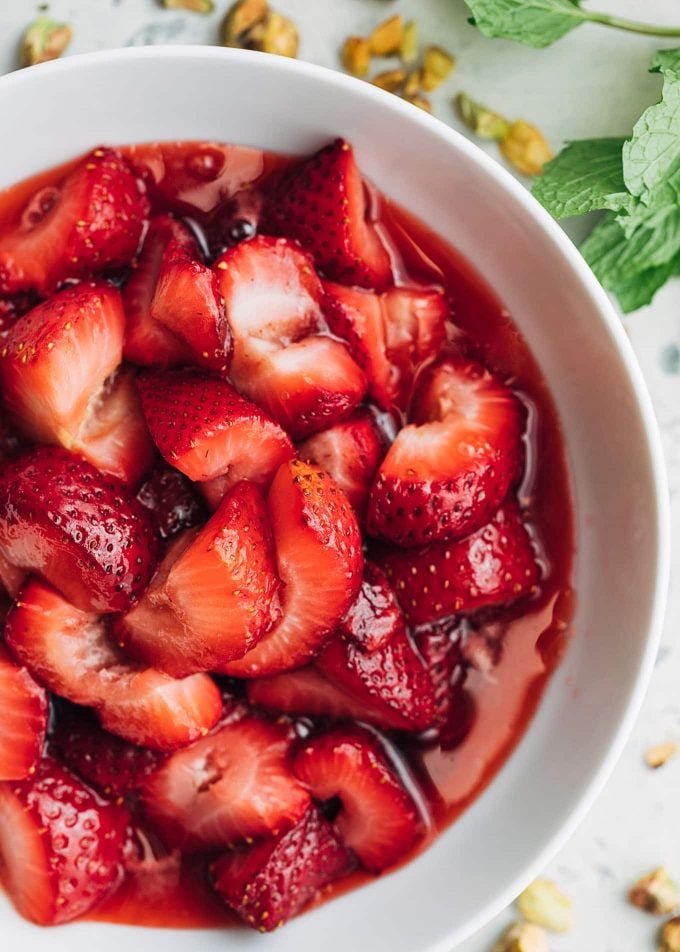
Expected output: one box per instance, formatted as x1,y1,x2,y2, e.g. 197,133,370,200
0,551,26,598
50,713,161,799
339,560,402,653
367,354,525,546
136,464,207,540
262,139,392,290
292,726,423,872
323,283,448,410
0,447,158,612
137,369,293,485
316,626,437,732
0,147,148,295
378,501,541,626
5,578,222,750
0,645,48,781
211,806,355,932
413,622,474,749
223,461,363,678
141,716,310,849
297,409,386,516
0,758,129,924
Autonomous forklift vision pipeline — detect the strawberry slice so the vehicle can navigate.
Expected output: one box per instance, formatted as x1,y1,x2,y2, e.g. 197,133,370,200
141,716,310,849
242,335,367,439
316,626,437,732
367,354,525,546
378,501,541,626
211,806,355,932
0,645,48,781
49,712,161,799
0,447,158,612
136,465,207,541
413,622,474,749
262,139,392,290
0,551,26,598
137,369,293,484
292,726,423,872
323,282,448,410
0,147,148,295
297,408,386,516
339,560,402,653
5,578,222,750
0,758,129,924
222,461,363,678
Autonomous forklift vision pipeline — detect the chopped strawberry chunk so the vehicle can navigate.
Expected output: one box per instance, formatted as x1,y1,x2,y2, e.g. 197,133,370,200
223,461,363,678
0,147,148,295
297,408,386,516
0,447,158,612
323,282,448,410
378,501,541,625
263,139,392,290
0,551,26,598
367,354,525,546
211,806,355,932
339,561,402,652
5,578,222,750
136,465,207,540
0,645,48,780
413,622,474,749
0,758,129,924
137,369,294,484
293,726,423,872
141,716,310,849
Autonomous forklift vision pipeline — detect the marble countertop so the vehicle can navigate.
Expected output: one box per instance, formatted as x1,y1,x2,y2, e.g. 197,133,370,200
1,0,679,948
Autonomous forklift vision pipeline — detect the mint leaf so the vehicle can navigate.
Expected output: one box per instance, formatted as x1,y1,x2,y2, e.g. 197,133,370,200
622,60,680,200
532,138,633,218
651,48,680,79
581,204,680,288
609,255,680,313
464,0,586,48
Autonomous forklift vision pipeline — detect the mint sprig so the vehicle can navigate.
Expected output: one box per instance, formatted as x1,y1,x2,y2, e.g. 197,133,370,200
532,49,680,313
464,0,680,49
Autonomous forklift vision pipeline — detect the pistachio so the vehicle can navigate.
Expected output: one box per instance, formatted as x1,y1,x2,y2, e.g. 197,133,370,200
403,70,421,98
341,36,371,78
161,0,214,12
21,16,72,67
491,922,549,952
369,14,403,56
456,93,510,141
500,120,553,176
372,69,407,93
661,917,680,952
406,93,432,113
420,45,456,92
646,742,678,769
517,879,574,933
629,868,680,916
400,20,419,64
222,0,267,46
248,11,298,58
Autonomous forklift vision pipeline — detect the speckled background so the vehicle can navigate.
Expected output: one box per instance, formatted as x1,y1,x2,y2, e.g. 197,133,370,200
0,1,679,949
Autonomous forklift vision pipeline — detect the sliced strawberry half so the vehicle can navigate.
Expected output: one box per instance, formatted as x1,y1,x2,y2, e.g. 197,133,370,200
137,368,293,484
222,461,363,678
262,139,392,290
0,758,129,924
242,335,367,439
0,447,158,612
141,716,310,849
5,578,222,750
316,626,437,732
0,147,148,296
0,551,26,598
367,353,526,546
377,501,541,626
413,622,474,749
292,726,423,872
211,806,355,932
136,464,207,540
297,408,386,516
323,282,448,410
339,560,402,653
0,645,48,781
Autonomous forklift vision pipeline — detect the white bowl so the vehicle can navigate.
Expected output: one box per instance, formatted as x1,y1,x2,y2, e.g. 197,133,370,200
0,46,669,952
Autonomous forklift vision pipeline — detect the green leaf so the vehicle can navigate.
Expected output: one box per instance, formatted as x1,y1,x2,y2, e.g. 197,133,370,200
622,62,680,200
651,47,680,79
581,205,680,288
464,0,586,49
532,138,633,218
609,254,680,312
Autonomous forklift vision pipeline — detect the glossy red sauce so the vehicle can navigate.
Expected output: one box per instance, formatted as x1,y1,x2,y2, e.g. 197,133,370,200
0,141,574,929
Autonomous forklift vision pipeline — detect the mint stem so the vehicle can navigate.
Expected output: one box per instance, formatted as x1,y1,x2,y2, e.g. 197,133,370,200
585,10,680,38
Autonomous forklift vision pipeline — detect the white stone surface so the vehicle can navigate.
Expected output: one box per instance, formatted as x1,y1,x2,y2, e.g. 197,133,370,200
1,1,679,949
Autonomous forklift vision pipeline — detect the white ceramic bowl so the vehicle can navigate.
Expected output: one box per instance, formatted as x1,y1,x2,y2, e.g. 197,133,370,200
0,46,669,952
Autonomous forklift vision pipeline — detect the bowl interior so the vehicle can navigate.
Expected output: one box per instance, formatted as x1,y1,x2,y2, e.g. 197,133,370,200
0,47,668,952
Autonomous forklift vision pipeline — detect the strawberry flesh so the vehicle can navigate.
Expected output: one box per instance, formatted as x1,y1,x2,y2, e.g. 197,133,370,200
136,465,207,541
413,622,475,749
339,560,403,652
0,644,48,780
211,806,355,932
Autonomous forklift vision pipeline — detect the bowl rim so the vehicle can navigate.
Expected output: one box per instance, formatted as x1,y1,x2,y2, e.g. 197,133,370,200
0,45,671,950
